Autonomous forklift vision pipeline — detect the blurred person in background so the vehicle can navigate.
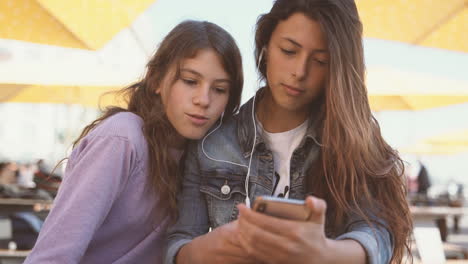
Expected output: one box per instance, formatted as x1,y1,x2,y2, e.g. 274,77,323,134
0,161,18,185
17,163,37,188
33,159,61,198
406,159,431,202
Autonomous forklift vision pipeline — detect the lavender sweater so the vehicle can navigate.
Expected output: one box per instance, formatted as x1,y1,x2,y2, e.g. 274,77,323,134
24,112,170,264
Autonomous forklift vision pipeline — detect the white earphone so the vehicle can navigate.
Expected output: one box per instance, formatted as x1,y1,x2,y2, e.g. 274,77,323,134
201,47,266,208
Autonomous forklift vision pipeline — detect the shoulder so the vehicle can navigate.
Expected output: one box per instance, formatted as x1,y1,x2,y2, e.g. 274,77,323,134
191,113,246,168
84,112,148,157
197,114,239,149
94,112,143,137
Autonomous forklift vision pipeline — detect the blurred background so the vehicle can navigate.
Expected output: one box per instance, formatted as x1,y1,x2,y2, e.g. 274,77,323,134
0,0,467,263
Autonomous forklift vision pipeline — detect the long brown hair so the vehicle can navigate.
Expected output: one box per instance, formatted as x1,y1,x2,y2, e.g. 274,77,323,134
73,20,243,221
255,1,412,262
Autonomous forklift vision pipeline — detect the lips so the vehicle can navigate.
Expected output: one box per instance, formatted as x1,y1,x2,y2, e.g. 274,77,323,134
186,113,209,126
282,83,304,96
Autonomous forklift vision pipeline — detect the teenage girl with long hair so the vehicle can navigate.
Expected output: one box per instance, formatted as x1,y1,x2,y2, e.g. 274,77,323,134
166,1,412,264
24,20,244,264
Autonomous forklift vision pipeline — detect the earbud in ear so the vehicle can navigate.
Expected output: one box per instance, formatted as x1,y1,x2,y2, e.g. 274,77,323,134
257,46,266,66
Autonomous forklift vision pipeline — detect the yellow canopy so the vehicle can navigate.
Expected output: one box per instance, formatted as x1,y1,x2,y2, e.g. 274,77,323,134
0,83,123,108
0,0,155,50
367,67,468,111
357,0,468,53
425,129,468,147
369,95,468,111
399,143,468,155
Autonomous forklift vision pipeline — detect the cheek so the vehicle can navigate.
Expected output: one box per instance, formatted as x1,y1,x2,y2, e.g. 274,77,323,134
164,88,187,117
206,95,229,125
163,94,176,114
307,68,327,89
266,63,283,89
266,52,284,79
164,101,179,124
166,84,188,105
214,96,229,116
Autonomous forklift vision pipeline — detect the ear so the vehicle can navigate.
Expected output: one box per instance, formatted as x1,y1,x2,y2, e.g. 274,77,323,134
155,87,161,95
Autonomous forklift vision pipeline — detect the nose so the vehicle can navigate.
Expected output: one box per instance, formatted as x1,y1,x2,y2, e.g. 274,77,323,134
292,56,308,81
193,85,210,108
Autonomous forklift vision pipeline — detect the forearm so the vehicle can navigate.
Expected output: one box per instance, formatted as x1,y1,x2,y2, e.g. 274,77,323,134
324,238,367,264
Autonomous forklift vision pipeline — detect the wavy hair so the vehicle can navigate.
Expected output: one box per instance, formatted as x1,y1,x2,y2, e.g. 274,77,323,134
255,1,412,262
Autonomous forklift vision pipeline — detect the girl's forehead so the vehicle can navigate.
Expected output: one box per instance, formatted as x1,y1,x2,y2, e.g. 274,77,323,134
273,13,327,50
178,49,230,80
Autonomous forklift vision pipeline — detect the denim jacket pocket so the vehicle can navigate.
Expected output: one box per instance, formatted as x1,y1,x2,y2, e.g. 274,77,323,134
200,169,246,228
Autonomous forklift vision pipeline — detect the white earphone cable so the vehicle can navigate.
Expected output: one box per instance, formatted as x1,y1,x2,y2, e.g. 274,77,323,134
201,47,265,208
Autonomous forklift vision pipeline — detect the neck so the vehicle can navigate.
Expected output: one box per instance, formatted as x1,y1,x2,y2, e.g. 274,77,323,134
168,133,187,150
257,90,309,133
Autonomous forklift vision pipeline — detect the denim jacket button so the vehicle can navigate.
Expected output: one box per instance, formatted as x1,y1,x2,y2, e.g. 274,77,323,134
221,184,231,195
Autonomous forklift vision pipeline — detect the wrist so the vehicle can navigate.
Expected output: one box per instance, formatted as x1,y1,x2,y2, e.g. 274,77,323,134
176,243,197,264
321,238,337,264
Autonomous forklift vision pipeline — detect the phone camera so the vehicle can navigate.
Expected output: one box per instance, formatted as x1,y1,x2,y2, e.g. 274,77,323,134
257,203,267,213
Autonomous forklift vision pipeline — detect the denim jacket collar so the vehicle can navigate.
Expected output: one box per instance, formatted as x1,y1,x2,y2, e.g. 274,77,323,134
236,88,322,158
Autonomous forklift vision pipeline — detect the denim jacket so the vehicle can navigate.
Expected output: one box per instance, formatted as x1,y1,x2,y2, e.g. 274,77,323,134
165,94,393,264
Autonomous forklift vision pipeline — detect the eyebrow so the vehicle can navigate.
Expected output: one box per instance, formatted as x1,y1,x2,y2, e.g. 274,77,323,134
180,68,231,83
282,37,328,53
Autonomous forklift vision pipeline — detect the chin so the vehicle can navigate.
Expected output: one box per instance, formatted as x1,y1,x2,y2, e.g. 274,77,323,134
180,129,207,140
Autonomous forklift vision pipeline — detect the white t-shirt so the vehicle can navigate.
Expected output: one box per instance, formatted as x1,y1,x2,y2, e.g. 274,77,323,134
258,119,308,198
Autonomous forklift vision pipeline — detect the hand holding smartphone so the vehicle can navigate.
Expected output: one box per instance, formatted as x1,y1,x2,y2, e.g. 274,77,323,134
252,196,312,221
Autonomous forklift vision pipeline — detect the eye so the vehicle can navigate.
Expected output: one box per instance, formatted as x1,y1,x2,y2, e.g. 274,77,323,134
182,78,197,86
280,48,296,56
314,58,327,66
213,87,228,94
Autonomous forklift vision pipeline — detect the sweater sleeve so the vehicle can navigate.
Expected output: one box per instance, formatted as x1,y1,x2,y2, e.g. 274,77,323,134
24,135,138,264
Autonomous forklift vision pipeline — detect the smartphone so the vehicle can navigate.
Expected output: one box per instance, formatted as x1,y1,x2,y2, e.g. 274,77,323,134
252,196,312,221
